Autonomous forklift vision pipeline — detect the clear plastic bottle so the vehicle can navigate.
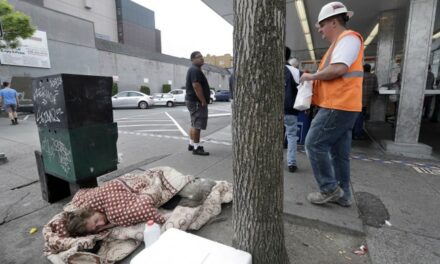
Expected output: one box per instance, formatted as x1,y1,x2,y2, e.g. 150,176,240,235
143,220,161,247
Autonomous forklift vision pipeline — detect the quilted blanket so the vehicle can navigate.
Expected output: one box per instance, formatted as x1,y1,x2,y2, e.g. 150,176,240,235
43,166,233,264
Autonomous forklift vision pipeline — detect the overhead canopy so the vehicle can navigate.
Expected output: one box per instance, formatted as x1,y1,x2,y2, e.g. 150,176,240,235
202,0,440,61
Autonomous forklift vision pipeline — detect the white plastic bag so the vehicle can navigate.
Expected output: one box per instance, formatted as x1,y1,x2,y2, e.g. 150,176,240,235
293,81,313,111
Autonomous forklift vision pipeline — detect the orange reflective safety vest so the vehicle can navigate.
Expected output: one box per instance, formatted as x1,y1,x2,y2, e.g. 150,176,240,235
312,30,364,112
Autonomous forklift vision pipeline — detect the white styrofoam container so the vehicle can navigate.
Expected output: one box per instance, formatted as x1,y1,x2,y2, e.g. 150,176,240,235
130,228,252,264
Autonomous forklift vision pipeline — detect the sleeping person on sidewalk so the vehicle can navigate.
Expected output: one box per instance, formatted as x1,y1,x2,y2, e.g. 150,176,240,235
62,179,166,237
61,176,217,237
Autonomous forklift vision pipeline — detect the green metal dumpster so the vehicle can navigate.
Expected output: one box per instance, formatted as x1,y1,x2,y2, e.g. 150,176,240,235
33,74,118,185
38,123,118,183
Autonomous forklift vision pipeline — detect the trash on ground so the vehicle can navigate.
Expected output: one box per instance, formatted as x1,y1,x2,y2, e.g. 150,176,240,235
353,244,368,256
385,220,392,226
325,234,334,241
29,227,38,235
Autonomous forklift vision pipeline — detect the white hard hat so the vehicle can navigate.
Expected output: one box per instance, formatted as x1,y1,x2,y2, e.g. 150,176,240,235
315,2,354,27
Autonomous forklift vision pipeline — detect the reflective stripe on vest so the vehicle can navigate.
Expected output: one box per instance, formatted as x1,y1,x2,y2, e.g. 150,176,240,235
343,71,364,78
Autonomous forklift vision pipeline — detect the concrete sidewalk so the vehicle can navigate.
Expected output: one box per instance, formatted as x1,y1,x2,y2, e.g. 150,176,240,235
1,122,440,263
126,125,440,263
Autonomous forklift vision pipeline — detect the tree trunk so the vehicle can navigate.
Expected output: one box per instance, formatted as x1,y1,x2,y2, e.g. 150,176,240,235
232,0,289,264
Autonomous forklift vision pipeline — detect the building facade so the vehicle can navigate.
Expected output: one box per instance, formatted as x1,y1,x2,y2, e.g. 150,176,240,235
1,0,229,93
204,54,233,68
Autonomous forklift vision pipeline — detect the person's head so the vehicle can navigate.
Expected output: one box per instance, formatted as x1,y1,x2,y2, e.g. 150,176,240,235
2,81,9,88
65,208,108,237
363,63,372,73
316,2,353,42
428,64,432,71
190,51,204,66
285,46,291,63
289,58,300,68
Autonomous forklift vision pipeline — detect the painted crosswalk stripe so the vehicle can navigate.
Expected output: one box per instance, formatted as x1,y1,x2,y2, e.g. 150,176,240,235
118,130,231,146
165,112,188,137
116,120,171,123
135,129,180,132
209,113,232,117
118,124,175,128
412,166,440,175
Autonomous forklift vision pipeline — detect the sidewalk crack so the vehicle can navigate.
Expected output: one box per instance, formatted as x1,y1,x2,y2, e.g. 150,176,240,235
0,192,30,225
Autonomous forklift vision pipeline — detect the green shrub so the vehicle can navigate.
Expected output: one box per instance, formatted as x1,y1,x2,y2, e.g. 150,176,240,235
162,84,171,93
140,85,150,95
112,82,118,96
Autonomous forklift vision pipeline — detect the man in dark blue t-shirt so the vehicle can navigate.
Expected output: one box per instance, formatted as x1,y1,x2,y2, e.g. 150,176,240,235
185,51,210,156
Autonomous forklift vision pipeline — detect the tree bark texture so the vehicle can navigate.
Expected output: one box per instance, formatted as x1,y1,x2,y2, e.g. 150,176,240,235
232,0,289,263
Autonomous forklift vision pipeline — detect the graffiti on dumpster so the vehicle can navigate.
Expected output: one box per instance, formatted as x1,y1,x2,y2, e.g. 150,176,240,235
33,76,66,126
36,108,64,125
42,138,72,174
49,76,62,89
33,79,60,106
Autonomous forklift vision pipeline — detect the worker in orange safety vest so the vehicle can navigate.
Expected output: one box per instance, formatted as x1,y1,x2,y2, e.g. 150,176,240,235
299,1,364,207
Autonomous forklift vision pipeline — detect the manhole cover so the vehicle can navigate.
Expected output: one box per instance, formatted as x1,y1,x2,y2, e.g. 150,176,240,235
355,192,390,228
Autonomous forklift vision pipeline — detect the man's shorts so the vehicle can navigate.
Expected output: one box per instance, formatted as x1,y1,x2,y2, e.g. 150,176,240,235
5,104,17,113
186,100,208,130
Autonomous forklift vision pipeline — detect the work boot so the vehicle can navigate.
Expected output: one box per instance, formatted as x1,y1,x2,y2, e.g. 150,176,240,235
329,197,353,207
14,118,18,124
307,186,344,205
193,146,209,156
288,165,297,173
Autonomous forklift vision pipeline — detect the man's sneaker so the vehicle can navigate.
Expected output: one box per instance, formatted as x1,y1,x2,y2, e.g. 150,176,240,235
188,144,194,151
288,165,297,173
193,146,209,156
307,186,344,205
330,197,353,207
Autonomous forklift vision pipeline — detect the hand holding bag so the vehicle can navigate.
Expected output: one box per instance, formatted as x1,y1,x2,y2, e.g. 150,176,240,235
293,81,313,111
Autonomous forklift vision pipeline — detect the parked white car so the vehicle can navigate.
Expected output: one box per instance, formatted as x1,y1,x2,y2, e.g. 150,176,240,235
112,91,154,109
153,93,176,107
169,89,186,104
169,88,216,104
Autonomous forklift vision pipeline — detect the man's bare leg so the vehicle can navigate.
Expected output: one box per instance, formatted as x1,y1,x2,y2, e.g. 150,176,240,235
13,111,18,124
193,128,201,144
188,128,194,150
8,110,15,125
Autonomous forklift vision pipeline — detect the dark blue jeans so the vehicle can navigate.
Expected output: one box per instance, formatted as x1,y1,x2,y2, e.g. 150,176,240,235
353,107,366,138
305,108,359,201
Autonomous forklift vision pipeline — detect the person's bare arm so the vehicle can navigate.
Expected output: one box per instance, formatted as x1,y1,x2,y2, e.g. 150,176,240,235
299,63,349,83
192,82,207,107
96,223,116,232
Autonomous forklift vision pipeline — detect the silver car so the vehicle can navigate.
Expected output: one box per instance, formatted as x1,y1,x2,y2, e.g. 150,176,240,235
112,91,155,109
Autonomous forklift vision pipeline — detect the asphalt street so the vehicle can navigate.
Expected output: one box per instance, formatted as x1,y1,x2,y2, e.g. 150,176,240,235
0,101,233,176
113,102,233,169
